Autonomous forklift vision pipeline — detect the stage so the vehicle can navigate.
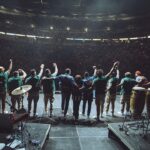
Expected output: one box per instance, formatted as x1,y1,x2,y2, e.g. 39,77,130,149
108,120,150,150
0,94,148,150
0,123,51,150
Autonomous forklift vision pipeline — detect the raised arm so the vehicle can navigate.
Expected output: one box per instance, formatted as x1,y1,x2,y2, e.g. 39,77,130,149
93,66,97,77
52,63,58,76
38,64,44,78
18,69,27,80
7,59,13,74
105,61,119,78
117,78,124,87
116,69,120,79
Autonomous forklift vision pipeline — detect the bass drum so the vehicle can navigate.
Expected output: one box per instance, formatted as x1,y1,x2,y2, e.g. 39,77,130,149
130,87,146,118
145,88,150,117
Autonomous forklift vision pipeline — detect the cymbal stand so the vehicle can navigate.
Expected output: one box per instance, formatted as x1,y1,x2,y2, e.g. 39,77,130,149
6,97,18,113
15,117,31,148
17,94,26,114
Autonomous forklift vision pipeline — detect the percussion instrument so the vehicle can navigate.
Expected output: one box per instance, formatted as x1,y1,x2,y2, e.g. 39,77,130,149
11,85,32,95
130,86,146,118
11,85,32,113
145,88,150,117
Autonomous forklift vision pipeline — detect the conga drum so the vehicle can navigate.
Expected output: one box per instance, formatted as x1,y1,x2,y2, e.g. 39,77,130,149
130,87,146,118
145,88,150,117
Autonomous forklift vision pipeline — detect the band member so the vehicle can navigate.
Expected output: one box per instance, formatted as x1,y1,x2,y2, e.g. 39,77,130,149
105,67,119,117
58,68,75,117
82,70,95,118
72,75,84,121
0,59,12,113
41,63,58,117
92,62,118,121
25,64,44,117
18,69,27,80
135,70,148,87
118,72,136,115
8,71,23,112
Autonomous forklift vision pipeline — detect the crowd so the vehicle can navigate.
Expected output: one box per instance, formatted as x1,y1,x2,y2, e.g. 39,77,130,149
0,37,149,78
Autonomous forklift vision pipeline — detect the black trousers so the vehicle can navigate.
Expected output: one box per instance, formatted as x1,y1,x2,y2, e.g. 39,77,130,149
61,91,72,116
0,92,6,113
10,95,21,112
28,92,39,115
73,96,81,120
82,93,93,116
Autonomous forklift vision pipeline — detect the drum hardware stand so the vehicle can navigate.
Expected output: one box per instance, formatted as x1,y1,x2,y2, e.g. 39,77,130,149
141,114,150,139
5,98,18,113
119,112,150,138
6,96,26,115
5,85,33,148
11,85,32,114
14,116,32,149
17,94,26,114
5,100,28,149
119,111,132,132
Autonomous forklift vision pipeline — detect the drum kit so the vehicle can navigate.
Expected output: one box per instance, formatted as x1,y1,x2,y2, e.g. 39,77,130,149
10,85,32,113
120,86,150,138
11,85,32,96
130,86,150,118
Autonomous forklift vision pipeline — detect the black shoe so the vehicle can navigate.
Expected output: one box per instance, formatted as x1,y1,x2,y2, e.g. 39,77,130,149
49,113,53,118
96,117,100,122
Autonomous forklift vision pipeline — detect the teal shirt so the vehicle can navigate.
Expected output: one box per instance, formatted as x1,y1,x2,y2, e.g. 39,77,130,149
120,77,136,95
25,75,41,93
107,77,118,94
0,71,9,92
41,74,56,94
93,76,109,95
8,76,23,93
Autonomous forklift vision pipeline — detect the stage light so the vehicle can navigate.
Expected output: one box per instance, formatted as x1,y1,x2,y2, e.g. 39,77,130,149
106,27,111,31
6,20,10,24
50,26,54,30
0,6,5,9
13,9,19,12
84,27,88,32
66,27,70,31
30,24,35,28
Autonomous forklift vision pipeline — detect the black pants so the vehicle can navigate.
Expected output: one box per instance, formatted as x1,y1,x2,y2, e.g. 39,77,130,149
73,96,81,120
0,92,6,113
28,92,39,115
82,93,93,116
10,95,21,112
61,91,72,116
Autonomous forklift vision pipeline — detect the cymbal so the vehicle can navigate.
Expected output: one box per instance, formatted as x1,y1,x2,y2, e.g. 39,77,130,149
11,85,32,95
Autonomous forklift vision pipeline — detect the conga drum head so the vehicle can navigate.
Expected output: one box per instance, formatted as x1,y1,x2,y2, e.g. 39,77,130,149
132,87,146,91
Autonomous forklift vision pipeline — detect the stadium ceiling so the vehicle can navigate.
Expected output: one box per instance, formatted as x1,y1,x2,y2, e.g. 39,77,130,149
0,0,150,39
0,0,150,17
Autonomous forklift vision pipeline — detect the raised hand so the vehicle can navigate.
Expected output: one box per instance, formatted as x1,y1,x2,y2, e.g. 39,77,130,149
40,64,44,69
92,66,97,69
53,63,57,67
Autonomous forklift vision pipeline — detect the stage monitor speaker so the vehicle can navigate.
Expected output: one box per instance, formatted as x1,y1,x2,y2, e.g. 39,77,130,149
0,114,13,133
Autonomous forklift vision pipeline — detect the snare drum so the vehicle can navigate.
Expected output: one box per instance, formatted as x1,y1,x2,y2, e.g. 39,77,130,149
130,86,146,118
145,88,150,117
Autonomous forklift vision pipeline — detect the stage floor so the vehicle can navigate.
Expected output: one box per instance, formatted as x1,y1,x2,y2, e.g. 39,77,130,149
108,121,150,150
0,123,50,150
2,93,147,150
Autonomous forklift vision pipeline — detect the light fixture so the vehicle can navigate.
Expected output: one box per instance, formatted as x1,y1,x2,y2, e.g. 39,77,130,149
84,27,88,32
30,24,35,28
66,27,70,31
50,26,54,30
